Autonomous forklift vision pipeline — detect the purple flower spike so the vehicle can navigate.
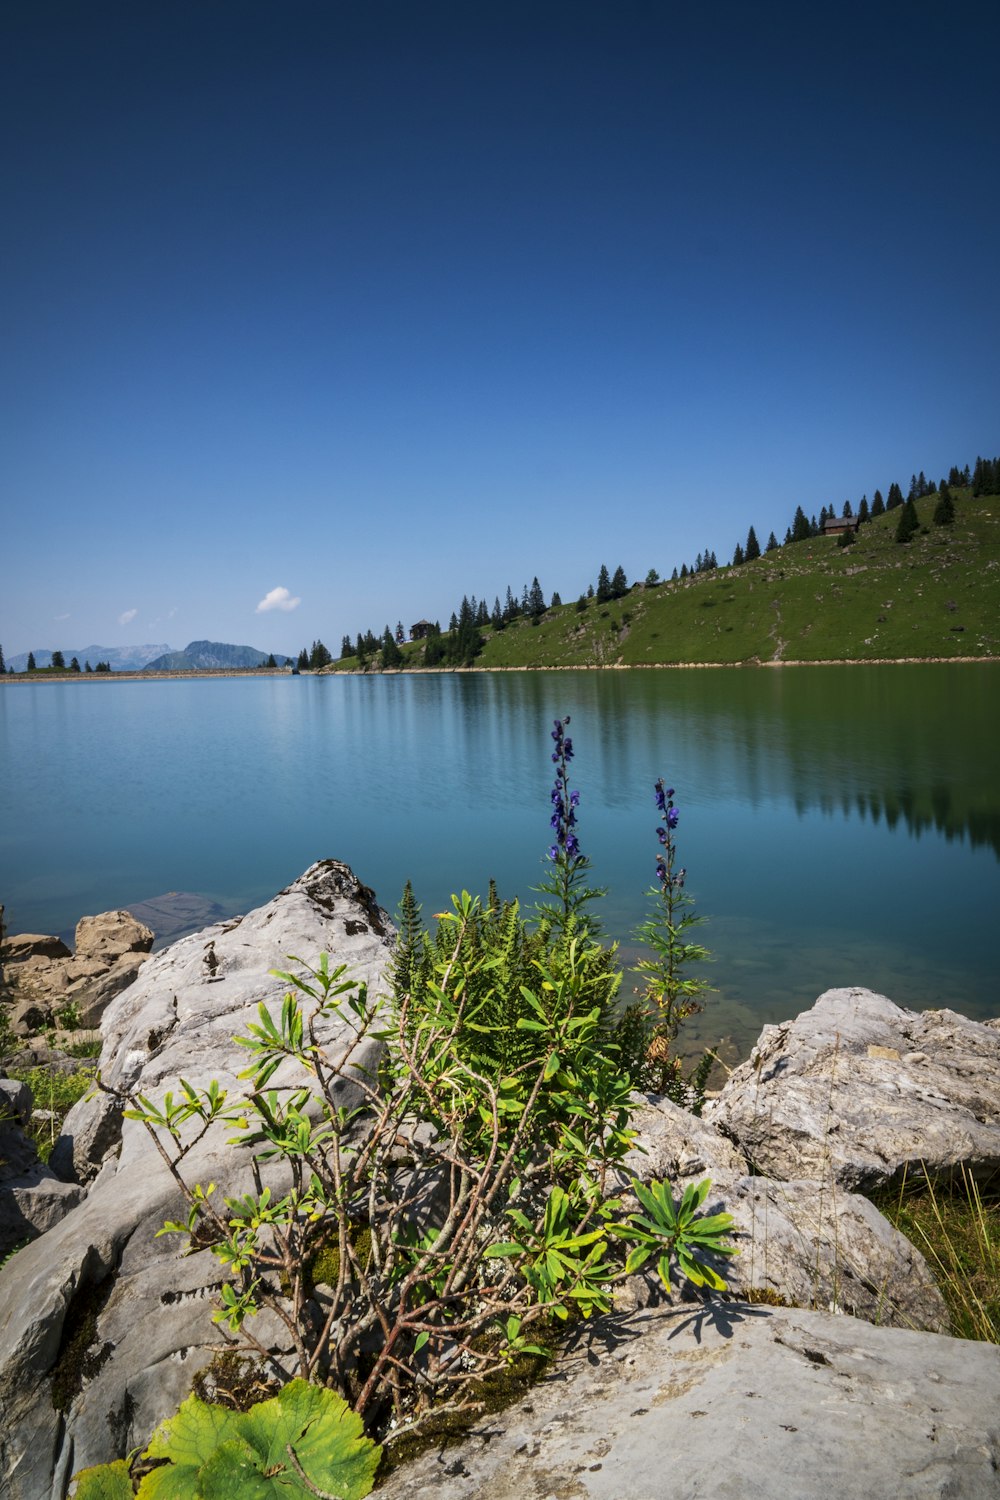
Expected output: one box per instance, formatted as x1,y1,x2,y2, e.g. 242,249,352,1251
667,807,679,829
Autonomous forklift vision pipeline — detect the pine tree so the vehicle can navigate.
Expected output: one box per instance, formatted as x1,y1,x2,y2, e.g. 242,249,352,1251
783,527,792,545
297,648,309,670
70,656,81,672
645,568,660,586
396,621,405,644
491,597,504,631
887,482,904,510
550,591,562,607
895,497,919,543
837,527,856,548
842,500,853,518
449,612,458,632
382,627,403,668
670,566,678,581
694,552,703,574
504,585,517,621
476,598,489,627
610,565,628,597
745,525,760,561
0,643,5,673
51,650,65,670
680,563,689,579
85,660,93,672
857,497,869,524
871,490,885,517
266,654,277,668
341,635,353,658
933,486,955,526
309,640,332,669
791,506,810,542
528,577,546,617
732,542,745,567
596,564,612,602
27,651,36,671
917,470,929,497
765,531,778,552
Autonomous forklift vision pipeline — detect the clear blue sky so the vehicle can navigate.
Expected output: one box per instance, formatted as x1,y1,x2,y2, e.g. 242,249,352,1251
2,0,998,659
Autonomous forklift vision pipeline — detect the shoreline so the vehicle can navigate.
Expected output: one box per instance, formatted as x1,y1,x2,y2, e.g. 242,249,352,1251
2,654,997,683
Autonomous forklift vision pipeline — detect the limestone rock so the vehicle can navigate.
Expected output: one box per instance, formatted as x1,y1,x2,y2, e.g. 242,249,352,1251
375,1304,1000,1500
2,934,72,966
63,951,153,1029
74,910,153,964
0,1077,33,1127
621,1095,948,1332
0,1110,83,1260
1,912,154,1038
0,860,395,1500
706,987,1000,1190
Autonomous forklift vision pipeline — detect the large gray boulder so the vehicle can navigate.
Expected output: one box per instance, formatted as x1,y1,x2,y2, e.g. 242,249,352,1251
621,1095,948,1332
706,988,1000,1191
376,1303,1000,1500
0,860,395,1500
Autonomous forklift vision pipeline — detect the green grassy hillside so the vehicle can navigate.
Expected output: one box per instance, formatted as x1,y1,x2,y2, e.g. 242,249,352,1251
337,489,999,670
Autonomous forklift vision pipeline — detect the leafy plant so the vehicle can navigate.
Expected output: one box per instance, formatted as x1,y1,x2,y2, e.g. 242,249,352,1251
611,1177,736,1292
72,1381,380,1499
107,724,733,1456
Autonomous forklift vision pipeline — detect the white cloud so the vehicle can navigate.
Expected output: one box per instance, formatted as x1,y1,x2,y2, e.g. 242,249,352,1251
255,586,301,614
118,608,138,626
54,612,70,621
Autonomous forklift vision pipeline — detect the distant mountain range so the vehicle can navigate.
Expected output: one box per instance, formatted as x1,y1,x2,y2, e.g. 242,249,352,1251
7,644,172,672
143,641,295,670
7,640,294,672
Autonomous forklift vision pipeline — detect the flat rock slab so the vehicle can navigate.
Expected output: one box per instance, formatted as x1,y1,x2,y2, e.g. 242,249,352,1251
706,988,1000,1190
0,860,395,1500
376,1304,1000,1500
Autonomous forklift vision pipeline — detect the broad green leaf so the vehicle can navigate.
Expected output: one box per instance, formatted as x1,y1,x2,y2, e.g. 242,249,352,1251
236,1380,380,1500
143,1391,236,1471
72,1459,134,1500
197,1438,275,1500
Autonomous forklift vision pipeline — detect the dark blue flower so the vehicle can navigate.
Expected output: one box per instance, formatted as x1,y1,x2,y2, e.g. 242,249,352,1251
667,807,679,829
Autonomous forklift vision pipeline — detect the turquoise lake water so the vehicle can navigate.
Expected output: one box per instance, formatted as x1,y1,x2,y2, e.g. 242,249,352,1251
1,666,997,1058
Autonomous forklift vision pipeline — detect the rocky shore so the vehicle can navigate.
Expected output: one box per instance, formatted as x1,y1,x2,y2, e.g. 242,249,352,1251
1,865,998,1498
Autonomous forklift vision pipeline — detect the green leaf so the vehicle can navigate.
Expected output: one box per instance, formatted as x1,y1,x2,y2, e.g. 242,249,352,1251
237,1380,380,1500
72,1459,135,1500
197,1438,274,1500
139,1382,380,1500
